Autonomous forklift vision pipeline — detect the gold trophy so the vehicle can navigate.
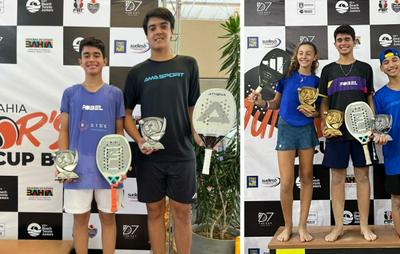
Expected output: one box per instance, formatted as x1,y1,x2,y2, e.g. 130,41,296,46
324,110,344,136
297,87,319,112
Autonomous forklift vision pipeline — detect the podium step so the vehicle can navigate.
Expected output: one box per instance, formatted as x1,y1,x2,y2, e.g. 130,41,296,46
0,240,73,254
269,225,400,254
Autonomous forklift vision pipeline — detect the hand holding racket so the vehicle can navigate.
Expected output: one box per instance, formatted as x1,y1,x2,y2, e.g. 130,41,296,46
193,88,236,175
345,101,374,165
96,134,132,212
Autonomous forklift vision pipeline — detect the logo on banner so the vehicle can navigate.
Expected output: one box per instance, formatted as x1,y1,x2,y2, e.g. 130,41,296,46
27,222,54,237
247,37,259,48
26,187,53,200
130,42,150,53
335,0,360,14
248,249,260,254
0,187,10,200
298,0,316,14
0,223,5,237
73,0,84,13
379,33,393,47
127,192,138,202
307,210,318,225
299,35,315,42
261,38,281,48
88,224,98,238
261,177,280,187
295,176,322,189
355,35,361,48
72,37,84,52
392,0,400,12
125,0,143,16
384,210,393,224
256,1,272,15
343,210,360,224
114,40,127,53
247,176,258,188
87,0,99,14
122,225,139,240
258,212,274,226
25,38,53,53
0,0,4,13
26,0,54,14
378,0,388,12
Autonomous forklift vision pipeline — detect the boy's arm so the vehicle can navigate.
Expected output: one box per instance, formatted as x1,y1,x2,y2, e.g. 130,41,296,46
367,94,375,113
58,112,69,150
124,109,154,155
188,106,203,146
115,118,124,135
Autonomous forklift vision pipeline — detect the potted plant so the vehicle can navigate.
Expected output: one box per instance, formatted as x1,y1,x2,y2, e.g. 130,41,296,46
191,13,240,254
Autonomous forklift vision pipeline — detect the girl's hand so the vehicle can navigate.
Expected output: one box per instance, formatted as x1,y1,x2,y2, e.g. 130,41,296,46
298,107,316,118
373,133,389,145
247,89,266,108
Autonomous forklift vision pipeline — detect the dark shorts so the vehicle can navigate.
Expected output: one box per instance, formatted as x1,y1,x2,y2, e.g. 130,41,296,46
385,174,400,195
275,118,319,151
134,159,196,204
322,140,373,169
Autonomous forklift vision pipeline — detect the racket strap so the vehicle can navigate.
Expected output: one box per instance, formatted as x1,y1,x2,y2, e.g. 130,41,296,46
111,183,118,213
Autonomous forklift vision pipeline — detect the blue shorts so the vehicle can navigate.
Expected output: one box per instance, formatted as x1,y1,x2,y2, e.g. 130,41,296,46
275,117,318,151
322,139,373,169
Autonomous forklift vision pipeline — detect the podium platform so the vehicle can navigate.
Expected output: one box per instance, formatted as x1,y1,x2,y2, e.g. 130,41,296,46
269,225,400,254
0,240,73,254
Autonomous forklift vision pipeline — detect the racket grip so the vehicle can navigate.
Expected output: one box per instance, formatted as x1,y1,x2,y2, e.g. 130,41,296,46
255,86,263,93
111,185,117,213
363,144,372,165
202,149,213,175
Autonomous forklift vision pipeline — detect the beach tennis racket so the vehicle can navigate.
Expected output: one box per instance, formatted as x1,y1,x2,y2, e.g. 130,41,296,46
255,48,291,93
193,88,236,175
345,101,374,165
96,134,132,212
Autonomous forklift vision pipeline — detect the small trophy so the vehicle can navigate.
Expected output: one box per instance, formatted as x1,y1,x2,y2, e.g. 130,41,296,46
297,87,319,112
139,117,167,149
373,114,393,141
54,150,79,181
324,110,344,136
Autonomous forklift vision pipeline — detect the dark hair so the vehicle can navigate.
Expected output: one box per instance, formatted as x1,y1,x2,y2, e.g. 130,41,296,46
287,41,319,77
142,7,175,36
334,24,355,41
79,37,106,58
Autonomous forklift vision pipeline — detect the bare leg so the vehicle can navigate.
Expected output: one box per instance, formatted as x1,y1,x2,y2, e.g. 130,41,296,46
98,211,116,254
276,150,296,242
354,167,376,241
325,169,345,242
391,195,400,237
146,199,166,254
170,199,192,254
73,212,90,254
298,148,314,242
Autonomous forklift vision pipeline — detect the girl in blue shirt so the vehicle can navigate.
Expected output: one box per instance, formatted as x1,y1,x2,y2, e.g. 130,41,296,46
249,42,320,242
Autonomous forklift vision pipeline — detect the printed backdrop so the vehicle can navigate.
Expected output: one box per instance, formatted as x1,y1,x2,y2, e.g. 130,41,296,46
0,0,158,253
244,0,400,253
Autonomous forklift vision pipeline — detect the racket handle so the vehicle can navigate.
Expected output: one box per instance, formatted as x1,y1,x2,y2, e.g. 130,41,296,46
202,149,213,175
363,144,372,165
255,86,263,93
111,185,118,213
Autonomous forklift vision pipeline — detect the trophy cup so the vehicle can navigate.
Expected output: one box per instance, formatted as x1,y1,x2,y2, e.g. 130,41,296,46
373,114,393,141
138,117,167,149
324,110,344,136
54,150,79,181
297,87,319,112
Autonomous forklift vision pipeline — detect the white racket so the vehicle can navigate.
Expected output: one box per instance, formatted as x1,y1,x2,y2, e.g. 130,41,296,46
345,101,374,165
193,88,236,174
96,134,131,212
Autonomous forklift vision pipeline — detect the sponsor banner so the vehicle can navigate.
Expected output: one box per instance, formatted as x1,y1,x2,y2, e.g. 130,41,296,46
373,163,390,199
374,199,393,225
370,24,400,59
63,0,110,27
293,164,330,200
62,213,102,249
109,27,151,67
245,236,272,254
110,66,131,91
245,201,283,237
343,165,374,200
0,212,18,239
0,26,17,64
292,200,331,226
285,0,328,26
117,178,147,215
331,200,374,225
245,0,285,26
110,0,157,27
17,0,63,26
0,0,18,25
115,214,150,250
0,176,18,212
285,26,328,59
18,212,62,239
370,0,400,24
328,0,370,25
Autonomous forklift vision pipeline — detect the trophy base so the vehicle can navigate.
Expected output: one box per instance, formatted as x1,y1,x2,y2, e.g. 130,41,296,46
297,105,316,112
142,142,165,150
55,172,79,181
325,129,343,137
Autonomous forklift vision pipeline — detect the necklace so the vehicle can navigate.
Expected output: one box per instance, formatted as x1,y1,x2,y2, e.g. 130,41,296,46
339,62,354,77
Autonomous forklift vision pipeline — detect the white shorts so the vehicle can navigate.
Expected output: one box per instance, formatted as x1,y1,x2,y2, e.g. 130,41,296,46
63,189,124,214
